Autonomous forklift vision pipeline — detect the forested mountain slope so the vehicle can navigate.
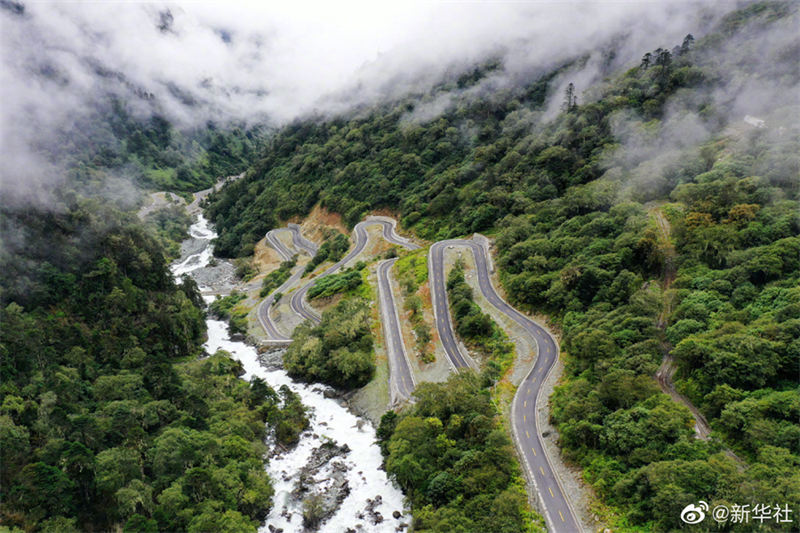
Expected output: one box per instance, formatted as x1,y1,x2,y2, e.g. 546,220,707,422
0,93,287,532
58,99,267,193
0,196,314,531
206,3,799,530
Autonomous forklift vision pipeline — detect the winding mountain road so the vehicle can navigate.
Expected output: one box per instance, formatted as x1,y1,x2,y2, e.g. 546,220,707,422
428,238,582,533
256,265,303,344
258,218,579,529
265,229,298,262
258,225,319,342
377,258,417,403
289,219,418,326
270,219,419,401
287,223,319,256
428,241,476,370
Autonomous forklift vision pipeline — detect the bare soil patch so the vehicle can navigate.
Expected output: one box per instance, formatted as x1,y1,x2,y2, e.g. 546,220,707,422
298,205,348,243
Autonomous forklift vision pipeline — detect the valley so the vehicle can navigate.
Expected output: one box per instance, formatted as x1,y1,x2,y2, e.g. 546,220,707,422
2,2,798,532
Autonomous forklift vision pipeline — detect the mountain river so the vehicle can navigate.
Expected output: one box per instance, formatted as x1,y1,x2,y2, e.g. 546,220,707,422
171,214,409,533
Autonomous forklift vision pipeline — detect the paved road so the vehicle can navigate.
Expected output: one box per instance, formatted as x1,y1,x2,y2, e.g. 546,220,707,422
260,218,420,405
256,266,302,343
428,238,582,533
265,229,297,262
428,241,475,370
258,224,321,342
287,223,319,256
257,227,307,343
377,258,417,403
290,220,417,326
368,216,421,251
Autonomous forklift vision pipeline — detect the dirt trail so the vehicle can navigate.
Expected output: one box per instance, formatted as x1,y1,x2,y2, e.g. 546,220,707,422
650,208,713,440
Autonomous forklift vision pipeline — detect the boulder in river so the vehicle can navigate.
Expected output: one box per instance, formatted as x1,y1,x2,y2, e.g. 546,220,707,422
293,441,352,530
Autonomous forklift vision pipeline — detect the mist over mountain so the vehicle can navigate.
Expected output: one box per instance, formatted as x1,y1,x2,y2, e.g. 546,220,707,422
1,0,750,205
1,2,798,532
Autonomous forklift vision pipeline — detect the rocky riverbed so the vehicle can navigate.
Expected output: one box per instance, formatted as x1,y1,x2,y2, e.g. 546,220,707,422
172,213,410,533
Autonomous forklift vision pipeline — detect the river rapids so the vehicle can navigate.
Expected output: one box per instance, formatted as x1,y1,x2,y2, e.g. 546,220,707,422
171,214,409,533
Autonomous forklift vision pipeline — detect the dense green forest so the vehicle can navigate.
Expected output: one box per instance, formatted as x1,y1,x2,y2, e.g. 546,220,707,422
2,1,797,531
0,82,286,530
377,373,537,532
283,298,376,389
0,198,312,531
205,2,799,530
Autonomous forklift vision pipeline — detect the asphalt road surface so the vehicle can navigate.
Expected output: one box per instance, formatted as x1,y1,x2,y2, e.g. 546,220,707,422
264,229,297,262
428,238,582,533
290,220,416,326
287,223,319,256
428,241,474,369
256,265,304,343
377,258,416,403
257,226,308,342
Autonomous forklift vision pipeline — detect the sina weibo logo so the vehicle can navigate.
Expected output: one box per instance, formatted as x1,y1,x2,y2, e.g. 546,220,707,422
681,501,709,524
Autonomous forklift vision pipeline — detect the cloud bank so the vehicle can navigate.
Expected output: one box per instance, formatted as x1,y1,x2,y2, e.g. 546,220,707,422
2,0,791,204
1,1,724,125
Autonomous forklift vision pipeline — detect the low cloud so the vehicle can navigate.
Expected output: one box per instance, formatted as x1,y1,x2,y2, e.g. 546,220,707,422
1,0,796,205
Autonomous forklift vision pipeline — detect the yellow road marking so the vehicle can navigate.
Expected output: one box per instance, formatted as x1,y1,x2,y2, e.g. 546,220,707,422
526,430,530,438
559,511,565,522
523,415,526,422
532,377,536,383
539,466,545,475
524,400,527,407
532,448,536,456
549,487,554,498
527,387,531,394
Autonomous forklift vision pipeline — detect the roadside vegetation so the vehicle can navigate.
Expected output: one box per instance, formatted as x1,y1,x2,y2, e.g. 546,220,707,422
284,298,375,389
377,373,539,532
302,231,349,274
446,260,515,383
260,256,297,297
307,261,366,300
394,251,435,363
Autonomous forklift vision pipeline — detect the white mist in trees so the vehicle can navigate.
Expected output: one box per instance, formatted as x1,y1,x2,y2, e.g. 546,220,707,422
2,1,795,203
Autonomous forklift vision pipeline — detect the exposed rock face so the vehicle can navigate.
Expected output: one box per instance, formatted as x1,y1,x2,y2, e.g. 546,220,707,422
191,261,237,292
293,441,352,530
364,495,384,525
257,347,286,370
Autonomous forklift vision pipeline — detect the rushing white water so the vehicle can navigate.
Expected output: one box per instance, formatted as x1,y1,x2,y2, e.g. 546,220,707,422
204,319,408,532
172,215,215,278
172,214,410,533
